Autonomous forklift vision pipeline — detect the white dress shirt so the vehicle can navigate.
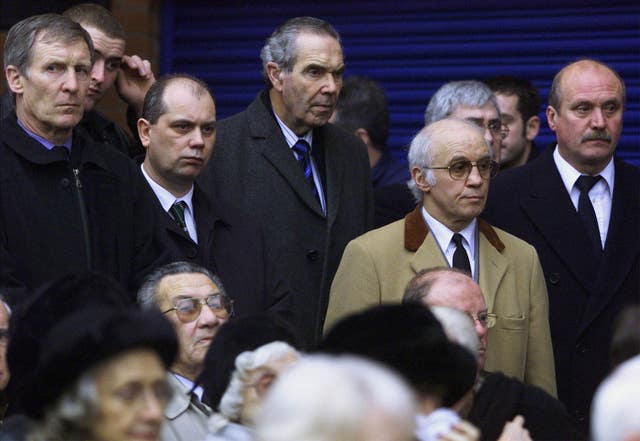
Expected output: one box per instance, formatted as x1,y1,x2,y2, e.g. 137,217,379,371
422,206,478,280
553,147,614,249
141,164,198,243
273,111,327,214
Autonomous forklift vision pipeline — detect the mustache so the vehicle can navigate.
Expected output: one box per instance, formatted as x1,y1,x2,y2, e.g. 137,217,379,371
582,130,612,143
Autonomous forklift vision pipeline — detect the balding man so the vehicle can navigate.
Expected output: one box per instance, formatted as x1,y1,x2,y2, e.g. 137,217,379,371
483,59,639,429
325,118,556,395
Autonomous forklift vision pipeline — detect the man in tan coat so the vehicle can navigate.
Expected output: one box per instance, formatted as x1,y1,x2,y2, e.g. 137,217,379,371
325,118,556,396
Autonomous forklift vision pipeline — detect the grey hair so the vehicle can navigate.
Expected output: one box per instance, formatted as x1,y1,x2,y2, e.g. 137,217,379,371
4,13,94,78
259,16,341,88
430,305,479,362
219,341,299,422
137,261,226,309
255,354,416,441
407,118,486,202
424,80,497,125
28,371,97,441
591,355,640,441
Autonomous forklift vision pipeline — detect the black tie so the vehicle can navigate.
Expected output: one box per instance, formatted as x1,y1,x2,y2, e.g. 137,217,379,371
575,175,602,255
169,201,188,233
452,233,471,275
292,139,320,204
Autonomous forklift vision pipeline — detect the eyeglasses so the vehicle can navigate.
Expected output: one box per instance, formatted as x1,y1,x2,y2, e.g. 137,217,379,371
162,293,234,323
471,312,497,328
426,157,499,181
468,119,510,140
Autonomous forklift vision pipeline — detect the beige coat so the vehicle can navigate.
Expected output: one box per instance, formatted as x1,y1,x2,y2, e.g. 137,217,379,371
325,207,557,397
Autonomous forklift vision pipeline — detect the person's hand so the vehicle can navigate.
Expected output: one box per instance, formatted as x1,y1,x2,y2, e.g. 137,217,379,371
439,420,480,441
116,54,156,116
497,415,532,441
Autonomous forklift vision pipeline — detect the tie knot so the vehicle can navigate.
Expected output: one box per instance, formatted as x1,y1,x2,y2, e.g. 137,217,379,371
292,139,311,157
575,175,601,193
172,200,187,212
452,233,465,247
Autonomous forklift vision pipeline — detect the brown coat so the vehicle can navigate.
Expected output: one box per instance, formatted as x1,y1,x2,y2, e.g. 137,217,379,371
325,206,557,397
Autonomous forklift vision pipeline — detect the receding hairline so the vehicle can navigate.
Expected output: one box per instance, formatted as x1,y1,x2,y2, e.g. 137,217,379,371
552,59,625,109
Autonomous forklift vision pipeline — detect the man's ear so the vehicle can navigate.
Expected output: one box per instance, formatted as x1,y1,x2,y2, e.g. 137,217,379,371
137,118,152,149
411,166,431,193
5,65,24,95
525,115,540,141
266,62,284,92
546,106,558,132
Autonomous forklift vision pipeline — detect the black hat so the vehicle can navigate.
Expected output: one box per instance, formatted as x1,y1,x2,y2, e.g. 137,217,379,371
22,306,177,419
317,303,477,407
197,312,298,410
7,271,130,413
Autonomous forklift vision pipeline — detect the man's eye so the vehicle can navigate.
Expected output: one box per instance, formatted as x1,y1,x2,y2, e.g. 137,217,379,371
106,60,122,71
488,121,501,131
202,126,216,136
450,162,469,173
46,64,62,73
176,300,197,313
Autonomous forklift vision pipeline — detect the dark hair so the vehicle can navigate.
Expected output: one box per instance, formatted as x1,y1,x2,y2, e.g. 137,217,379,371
318,303,477,407
333,76,389,150
63,3,126,41
141,73,214,124
197,313,299,410
485,75,541,131
260,16,341,88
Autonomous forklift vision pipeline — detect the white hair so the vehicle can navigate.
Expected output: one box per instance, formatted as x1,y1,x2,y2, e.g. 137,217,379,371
430,305,479,361
591,355,640,441
255,354,416,441
218,341,298,422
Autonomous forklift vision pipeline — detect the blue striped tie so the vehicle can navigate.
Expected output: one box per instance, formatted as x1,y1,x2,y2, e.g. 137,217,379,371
292,139,319,203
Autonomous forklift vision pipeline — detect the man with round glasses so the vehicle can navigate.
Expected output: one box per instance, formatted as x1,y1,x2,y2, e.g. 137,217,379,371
138,262,234,441
325,118,556,396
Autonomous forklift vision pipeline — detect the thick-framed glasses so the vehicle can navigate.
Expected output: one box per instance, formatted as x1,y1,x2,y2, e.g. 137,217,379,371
162,293,234,323
426,158,499,181
472,312,497,328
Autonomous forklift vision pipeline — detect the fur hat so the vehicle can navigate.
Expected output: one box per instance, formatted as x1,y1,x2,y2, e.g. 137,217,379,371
197,312,298,410
22,306,177,419
7,271,130,413
318,303,477,407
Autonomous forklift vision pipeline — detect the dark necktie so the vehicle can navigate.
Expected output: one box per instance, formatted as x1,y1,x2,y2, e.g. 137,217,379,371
452,233,471,275
575,175,602,255
292,139,320,204
169,200,188,233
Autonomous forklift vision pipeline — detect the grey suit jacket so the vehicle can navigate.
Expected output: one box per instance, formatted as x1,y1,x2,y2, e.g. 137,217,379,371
199,91,373,347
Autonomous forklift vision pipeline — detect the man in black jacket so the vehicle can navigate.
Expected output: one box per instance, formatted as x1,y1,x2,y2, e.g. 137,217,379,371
0,14,165,304
137,74,292,322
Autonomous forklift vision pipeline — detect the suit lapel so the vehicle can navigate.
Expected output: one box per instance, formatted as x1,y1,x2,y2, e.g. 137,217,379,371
321,127,343,228
246,93,325,218
519,150,598,294
580,159,640,330
477,228,508,313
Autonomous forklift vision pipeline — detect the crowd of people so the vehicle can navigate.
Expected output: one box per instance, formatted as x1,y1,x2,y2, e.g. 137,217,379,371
0,4,638,441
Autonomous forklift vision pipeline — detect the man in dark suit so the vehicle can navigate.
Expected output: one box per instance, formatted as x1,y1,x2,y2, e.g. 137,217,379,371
138,74,292,321
199,17,374,347
483,59,640,430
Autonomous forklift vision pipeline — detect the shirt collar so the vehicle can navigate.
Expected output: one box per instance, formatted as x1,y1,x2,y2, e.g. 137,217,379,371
553,145,614,195
141,163,194,213
173,373,204,402
273,111,313,149
421,206,477,250
17,118,72,151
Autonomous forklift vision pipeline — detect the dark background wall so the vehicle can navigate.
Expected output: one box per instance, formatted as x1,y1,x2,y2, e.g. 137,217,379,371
161,0,639,165
1,1,638,164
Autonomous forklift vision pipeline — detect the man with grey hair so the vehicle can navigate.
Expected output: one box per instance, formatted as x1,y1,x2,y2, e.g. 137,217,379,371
325,118,556,396
199,16,373,347
138,261,234,441
0,14,164,304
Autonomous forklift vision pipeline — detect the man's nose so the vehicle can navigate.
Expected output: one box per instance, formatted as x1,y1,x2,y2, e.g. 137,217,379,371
190,128,205,148
590,107,606,128
91,59,105,84
62,69,80,93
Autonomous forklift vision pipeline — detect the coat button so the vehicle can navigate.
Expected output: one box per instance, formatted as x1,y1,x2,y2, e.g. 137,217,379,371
187,247,198,259
60,178,70,188
306,249,319,261
575,343,589,354
549,273,560,284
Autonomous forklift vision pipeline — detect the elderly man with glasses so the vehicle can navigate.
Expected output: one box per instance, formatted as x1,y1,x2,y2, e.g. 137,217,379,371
138,261,234,441
324,118,556,396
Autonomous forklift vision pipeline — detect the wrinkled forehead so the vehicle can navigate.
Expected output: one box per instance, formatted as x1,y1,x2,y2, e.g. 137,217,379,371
431,120,489,158
158,272,220,303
